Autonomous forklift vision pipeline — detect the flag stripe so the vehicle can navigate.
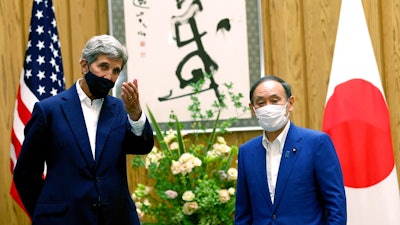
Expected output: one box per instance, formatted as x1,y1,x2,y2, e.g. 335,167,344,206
19,70,39,111
10,130,21,167
12,103,25,148
16,90,32,125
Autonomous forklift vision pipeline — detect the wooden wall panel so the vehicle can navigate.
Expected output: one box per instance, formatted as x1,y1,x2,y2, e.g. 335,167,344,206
0,0,27,224
381,0,400,178
266,1,309,127
302,0,341,129
1,0,400,224
68,0,99,86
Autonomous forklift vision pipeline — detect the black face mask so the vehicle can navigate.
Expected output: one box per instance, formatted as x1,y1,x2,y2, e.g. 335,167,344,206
84,70,115,99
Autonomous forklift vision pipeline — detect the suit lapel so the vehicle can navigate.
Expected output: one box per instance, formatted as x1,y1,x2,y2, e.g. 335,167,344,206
272,124,302,211
94,96,117,164
253,140,274,208
61,85,95,168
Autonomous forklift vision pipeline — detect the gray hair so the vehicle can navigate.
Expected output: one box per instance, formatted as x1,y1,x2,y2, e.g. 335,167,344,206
81,34,128,69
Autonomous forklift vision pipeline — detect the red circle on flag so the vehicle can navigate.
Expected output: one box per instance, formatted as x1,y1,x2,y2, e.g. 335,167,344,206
323,79,394,188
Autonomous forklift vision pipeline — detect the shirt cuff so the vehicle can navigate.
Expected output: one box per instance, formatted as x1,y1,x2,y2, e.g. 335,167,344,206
128,112,146,136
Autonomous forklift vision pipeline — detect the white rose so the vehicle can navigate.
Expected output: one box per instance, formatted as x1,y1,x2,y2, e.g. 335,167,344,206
182,190,195,201
191,157,202,167
216,136,226,144
135,201,143,209
169,142,179,150
143,198,151,206
227,167,238,180
180,162,193,175
171,160,181,175
136,208,144,219
164,129,176,144
182,202,198,215
219,189,231,203
228,187,236,195
179,153,194,163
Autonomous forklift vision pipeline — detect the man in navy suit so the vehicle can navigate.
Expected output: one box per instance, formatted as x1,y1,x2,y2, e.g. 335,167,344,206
235,75,346,225
14,35,154,225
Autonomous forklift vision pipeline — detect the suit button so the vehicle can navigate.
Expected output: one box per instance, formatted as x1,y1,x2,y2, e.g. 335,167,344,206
271,214,277,220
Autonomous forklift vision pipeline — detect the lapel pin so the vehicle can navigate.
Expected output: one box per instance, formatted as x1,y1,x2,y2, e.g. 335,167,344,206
285,151,290,158
292,148,297,153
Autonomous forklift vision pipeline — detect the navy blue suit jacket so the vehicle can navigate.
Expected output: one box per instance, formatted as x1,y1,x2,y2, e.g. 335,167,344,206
235,123,346,225
14,84,154,225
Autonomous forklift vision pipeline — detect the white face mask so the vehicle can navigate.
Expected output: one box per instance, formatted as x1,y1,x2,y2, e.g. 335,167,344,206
254,102,289,132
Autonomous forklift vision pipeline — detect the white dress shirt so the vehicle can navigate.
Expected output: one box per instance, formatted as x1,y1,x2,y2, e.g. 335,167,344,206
76,81,146,159
262,121,290,204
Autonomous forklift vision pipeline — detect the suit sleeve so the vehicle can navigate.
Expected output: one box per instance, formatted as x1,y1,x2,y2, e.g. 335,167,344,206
124,117,154,155
315,133,347,225
13,102,48,217
234,147,253,225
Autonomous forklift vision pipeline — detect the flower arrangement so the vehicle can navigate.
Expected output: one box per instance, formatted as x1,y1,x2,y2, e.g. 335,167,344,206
131,78,248,225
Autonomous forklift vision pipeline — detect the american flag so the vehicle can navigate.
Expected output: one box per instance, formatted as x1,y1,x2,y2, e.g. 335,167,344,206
10,0,65,214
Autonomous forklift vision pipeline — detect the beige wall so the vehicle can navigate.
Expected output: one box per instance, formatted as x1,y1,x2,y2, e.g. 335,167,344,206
1,0,399,224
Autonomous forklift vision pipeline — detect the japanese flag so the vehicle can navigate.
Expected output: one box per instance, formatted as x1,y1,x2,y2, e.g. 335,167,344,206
322,0,400,224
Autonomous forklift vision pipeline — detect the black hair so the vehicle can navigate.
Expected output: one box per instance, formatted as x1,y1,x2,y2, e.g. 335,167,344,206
249,75,292,104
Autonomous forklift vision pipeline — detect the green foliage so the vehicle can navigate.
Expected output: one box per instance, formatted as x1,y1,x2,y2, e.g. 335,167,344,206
131,77,248,224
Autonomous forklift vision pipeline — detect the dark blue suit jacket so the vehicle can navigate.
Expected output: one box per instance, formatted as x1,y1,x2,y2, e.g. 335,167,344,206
14,84,154,225
235,123,346,225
